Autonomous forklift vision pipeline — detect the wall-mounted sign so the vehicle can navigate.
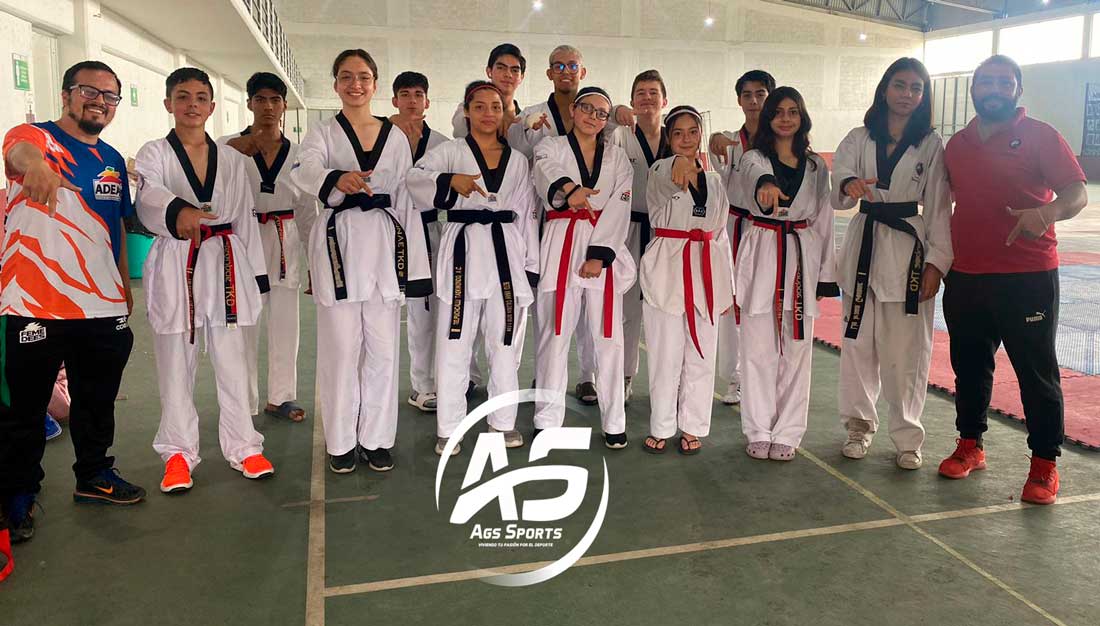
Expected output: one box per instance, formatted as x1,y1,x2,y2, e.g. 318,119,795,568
1083,83,1100,158
12,55,30,91
130,84,139,107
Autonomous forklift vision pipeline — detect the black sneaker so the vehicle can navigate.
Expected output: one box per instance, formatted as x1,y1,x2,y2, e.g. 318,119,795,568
74,468,147,505
328,449,356,474
576,381,598,405
3,493,36,544
360,447,394,472
604,432,628,449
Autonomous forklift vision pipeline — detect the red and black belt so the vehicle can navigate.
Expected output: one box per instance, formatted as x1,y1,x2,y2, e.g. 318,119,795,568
653,226,717,358
186,223,237,344
446,209,517,346
256,209,294,281
729,205,751,322
545,209,615,339
749,215,808,350
325,193,404,301
844,200,922,340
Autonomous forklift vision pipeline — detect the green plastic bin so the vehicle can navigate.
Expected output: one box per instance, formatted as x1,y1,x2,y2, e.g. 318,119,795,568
126,233,154,280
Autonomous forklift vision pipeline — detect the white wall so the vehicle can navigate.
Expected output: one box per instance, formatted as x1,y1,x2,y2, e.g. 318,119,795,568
1020,57,1100,157
279,0,924,151
0,1,254,160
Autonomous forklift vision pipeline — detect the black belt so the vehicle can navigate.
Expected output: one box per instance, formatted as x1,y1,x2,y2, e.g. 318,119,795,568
420,209,440,311
844,200,923,340
325,193,403,301
446,209,517,346
729,205,751,322
257,209,294,281
630,211,650,300
185,223,237,344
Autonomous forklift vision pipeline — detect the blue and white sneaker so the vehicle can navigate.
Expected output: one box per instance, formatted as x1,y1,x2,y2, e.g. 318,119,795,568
45,413,62,441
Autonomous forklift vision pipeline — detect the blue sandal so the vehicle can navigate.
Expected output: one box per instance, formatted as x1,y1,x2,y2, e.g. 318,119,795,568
265,401,306,422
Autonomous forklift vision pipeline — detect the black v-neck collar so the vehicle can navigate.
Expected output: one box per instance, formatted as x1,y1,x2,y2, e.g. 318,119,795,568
768,155,806,208
875,135,915,189
166,129,217,203
465,135,511,193
547,93,568,136
635,124,670,167
335,111,393,172
566,131,604,189
413,123,434,162
688,166,708,208
240,127,291,192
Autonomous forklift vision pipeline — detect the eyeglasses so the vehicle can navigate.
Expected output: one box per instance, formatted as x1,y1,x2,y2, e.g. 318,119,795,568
337,73,375,85
575,101,609,121
551,62,581,74
70,84,122,106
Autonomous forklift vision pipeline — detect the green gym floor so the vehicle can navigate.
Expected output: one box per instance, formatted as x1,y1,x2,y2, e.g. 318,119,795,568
3,281,1100,626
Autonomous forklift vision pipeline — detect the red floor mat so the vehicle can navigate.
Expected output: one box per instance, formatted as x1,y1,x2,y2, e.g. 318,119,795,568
814,298,1100,450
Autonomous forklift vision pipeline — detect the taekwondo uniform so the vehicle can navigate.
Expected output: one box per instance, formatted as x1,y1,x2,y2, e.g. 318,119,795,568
641,156,734,440
406,135,539,439
737,150,838,450
216,129,316,416
290,113,432,456
610,123,670,391
134,130,268,471
831,128,953,454
710,127,755,402
405,123,452,403
532,132,635,435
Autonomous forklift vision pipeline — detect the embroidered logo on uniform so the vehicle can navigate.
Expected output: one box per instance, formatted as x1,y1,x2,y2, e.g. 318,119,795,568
628,157,637,164
692,205,707,218
19,322,46,344
115,317,129,331
1025,311,1046,323
93,167,123,202
1010,139,1022,149
912,162,925,183
620,190,631,202
534,154,548,162
291,161,301,169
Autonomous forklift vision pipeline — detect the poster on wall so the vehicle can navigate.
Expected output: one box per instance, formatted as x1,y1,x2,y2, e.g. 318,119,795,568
11,54,30,91
1084,83,1100,158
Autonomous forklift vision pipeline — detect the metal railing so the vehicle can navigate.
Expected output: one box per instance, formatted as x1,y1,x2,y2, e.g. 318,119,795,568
241,0,305,98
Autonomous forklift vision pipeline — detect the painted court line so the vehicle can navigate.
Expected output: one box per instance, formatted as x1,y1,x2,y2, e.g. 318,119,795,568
797,445,1072,626
305,383,326,626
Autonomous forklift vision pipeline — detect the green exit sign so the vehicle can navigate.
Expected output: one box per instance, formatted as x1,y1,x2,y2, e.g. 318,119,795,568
130,85,138,107
12,55,29,91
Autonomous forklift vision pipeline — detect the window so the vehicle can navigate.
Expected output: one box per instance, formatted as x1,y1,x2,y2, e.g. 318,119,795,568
931,74,974,139
1092,13,1100,58
998,16,1085,65
924,31,994,75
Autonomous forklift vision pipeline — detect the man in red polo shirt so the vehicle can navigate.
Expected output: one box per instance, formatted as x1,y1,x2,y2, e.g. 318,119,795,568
939,55,1088,504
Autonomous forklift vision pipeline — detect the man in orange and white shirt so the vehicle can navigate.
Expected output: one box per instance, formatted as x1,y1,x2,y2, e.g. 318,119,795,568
0,61,146,548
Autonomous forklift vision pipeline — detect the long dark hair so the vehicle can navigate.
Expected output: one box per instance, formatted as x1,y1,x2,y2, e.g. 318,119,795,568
753,86,816,170
863,57,934,146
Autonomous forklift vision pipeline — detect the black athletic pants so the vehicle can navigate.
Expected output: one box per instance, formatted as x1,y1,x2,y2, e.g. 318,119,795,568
942,270,1063,460
0,315,133,498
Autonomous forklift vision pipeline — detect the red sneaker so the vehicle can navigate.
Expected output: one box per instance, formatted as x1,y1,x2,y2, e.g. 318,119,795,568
160,453,193,493
1021,457,1059,505
239,454,275,479
938,438,987,479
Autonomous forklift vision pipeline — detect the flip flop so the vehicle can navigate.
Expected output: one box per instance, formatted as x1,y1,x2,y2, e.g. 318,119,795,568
678,435,702,456
643,436,667,454
265,401,306,423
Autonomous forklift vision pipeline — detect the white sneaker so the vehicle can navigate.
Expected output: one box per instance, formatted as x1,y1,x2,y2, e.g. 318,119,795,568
407,391,437,412
624,377,633,404
435,437,461,456
721,382,741,405
841,420,872,459
896,450,923,470
489,425,524,448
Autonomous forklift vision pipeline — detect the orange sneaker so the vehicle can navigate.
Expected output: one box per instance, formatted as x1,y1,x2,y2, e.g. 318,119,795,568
1021,457,1059,505
239,454,275,479
160,454,193,493
938,438,987,479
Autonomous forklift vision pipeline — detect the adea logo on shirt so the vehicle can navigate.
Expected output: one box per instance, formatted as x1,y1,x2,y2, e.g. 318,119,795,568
94,167,123,202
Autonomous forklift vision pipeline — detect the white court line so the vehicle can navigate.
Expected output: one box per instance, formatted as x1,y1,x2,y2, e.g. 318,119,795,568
305,382,326,626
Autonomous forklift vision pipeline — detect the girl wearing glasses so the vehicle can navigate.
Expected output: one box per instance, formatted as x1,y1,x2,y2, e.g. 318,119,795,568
532,86,635,448
290,49,432,474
